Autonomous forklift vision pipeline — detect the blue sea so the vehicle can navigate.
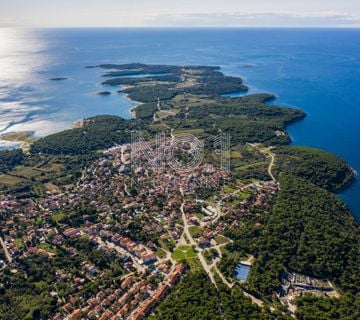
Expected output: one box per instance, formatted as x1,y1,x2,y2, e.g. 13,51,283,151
0,28,359,220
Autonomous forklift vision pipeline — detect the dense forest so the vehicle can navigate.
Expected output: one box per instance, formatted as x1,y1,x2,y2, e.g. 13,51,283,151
123,84,179,103
150,271,290,320
218,174,360,318
101,63,247,98
295,293,360,320
31,115,134,155
0,149,24,173
249,174,360,294
273,146,355,192
160,93,305,146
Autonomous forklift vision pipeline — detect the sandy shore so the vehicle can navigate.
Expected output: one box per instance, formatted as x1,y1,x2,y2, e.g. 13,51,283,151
72,119,85,129
119,85,140,118
0,131,34,151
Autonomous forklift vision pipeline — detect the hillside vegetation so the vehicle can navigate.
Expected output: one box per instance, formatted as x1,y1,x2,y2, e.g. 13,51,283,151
150,271,290,320
31,115,134,155
273,146,355,192
0,149,24,173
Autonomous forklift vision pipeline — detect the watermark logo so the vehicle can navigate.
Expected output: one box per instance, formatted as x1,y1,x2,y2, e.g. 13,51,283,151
168,133,204,173
130,131,231,191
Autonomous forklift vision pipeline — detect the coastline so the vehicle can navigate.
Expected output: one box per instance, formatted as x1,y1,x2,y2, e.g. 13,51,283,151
124,94,139,118
112,70,358,212
335,166,358,196
118,85,140,118
0,131,34,152
0,65,357,219
113,69,356,192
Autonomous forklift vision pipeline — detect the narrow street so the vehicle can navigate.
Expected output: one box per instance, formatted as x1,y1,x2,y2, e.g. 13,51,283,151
180,202,217,286
179,191,268,310
0,236,12,263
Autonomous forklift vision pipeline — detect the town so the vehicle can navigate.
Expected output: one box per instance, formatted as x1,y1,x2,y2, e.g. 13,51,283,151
0,141,340,319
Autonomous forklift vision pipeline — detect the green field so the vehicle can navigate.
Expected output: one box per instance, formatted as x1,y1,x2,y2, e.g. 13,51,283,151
172,245,197,261
214,235,229,245
173,128,205,136
0,173,26,186
38,242,56,254
51,212,66,223
189,226,203,238
156,247,167,259
11,166,44,179
14,238,24,249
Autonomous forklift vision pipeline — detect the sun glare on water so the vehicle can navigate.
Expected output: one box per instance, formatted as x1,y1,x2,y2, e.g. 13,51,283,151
0,28,46,90
0,28,49,147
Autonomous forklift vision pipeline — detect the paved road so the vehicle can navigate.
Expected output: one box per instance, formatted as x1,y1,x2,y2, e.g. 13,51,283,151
179,197,269,309
180,202,217,286
0,237,12,263
267,150,276,182
178,174,273,311
248,143,277,182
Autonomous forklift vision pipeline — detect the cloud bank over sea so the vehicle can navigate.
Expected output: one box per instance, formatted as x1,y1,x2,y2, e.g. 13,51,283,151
144,11,360,28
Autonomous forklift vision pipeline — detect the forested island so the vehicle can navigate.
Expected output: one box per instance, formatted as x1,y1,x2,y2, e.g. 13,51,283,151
0,63,358,320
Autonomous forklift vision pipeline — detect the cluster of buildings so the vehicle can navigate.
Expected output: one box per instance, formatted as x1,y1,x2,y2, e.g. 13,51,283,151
56,263,185,320
278,270,339,313
99,230,157,265
180,180,277,250
0,142,281,319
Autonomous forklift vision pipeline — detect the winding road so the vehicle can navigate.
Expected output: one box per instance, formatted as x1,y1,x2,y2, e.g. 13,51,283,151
175,147,277,310
267,150,276,182
248,143,277,182
180,199,267,309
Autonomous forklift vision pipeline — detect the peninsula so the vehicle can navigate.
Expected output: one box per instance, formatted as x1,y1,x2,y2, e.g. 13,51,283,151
0,63,358,320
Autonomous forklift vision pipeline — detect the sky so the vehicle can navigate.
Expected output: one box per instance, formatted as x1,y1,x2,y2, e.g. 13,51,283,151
1,0,360,28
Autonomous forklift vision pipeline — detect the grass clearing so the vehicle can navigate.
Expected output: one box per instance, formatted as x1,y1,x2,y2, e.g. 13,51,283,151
157,109,178,120
172,245,197,261
189,226,203,238
38,242,56,254
14,238,24,249
234,161,268,171
0,174,26,186
214,235,229,245
224,185,237,194
11,166,43,179
231,150,242,159
173,128,205,136
156,247,167,259
51,212,66,223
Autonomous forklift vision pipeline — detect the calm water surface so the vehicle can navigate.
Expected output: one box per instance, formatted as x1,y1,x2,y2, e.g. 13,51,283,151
0,28,359,219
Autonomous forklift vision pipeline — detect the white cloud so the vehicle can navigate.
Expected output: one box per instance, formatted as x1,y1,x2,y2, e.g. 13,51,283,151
2,3,360,27
143,11,360,27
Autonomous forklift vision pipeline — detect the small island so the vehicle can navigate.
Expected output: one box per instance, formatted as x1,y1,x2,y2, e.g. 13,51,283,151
93,90,112,96
49,77,68,81
239,63,256,68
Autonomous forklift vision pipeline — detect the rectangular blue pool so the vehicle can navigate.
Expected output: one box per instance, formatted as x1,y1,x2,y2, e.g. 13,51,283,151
235,263,251,280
